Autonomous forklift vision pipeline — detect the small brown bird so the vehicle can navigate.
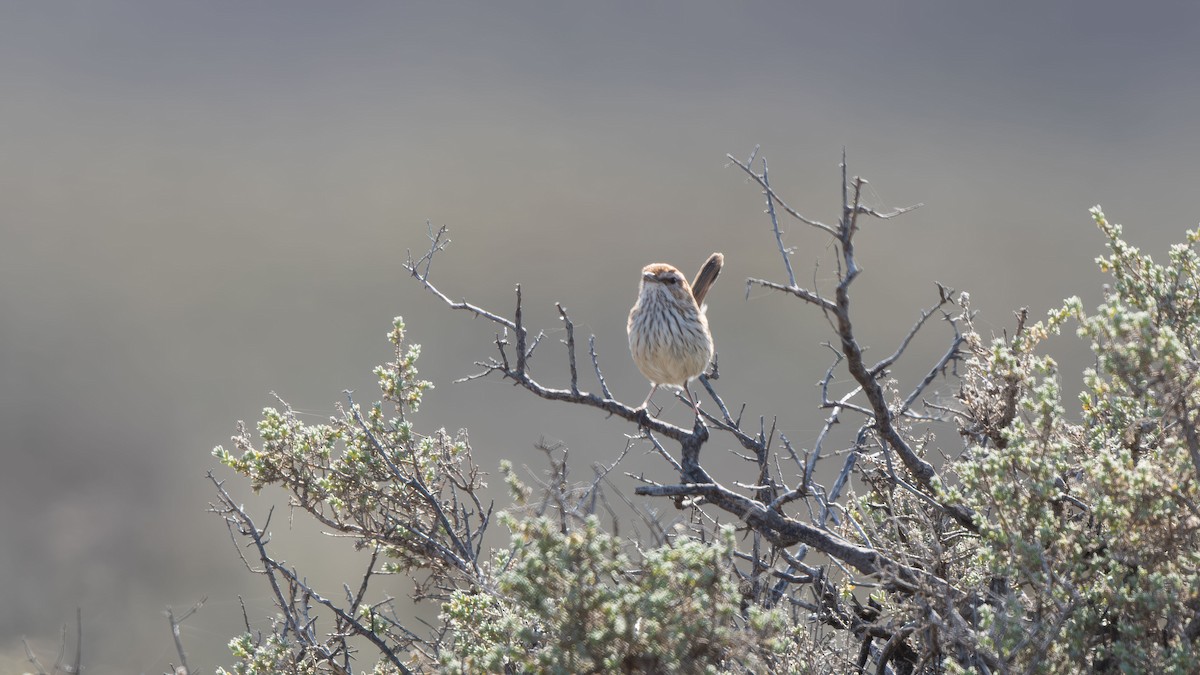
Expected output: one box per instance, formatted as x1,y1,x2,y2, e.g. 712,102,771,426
627,252,724,415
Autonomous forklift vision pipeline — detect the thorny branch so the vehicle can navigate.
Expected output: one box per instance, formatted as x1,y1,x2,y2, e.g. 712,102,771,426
22,608,82,675
736,150,978,533
167,598,205,675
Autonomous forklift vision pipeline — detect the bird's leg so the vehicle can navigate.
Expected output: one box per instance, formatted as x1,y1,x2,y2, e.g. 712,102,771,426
682,384,702,417
638,384,659,411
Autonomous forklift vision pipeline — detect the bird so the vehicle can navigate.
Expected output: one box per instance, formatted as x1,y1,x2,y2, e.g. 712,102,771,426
627,252,724,416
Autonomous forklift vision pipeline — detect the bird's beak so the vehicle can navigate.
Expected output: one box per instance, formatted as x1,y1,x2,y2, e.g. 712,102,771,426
642,271,657,283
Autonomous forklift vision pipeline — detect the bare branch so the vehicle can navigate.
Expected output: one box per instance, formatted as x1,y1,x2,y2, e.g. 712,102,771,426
514,285,528,375
557,304,579,395
642,430,684,474
166,599,205,675
404,237,517,329
727,153,838,236
21,638,48,675
807,383,862,492
745,276,838,311
761,157,798,287
588,335,613,400
900,333,965,417
70,608,81,675
633,479,959,598
856,203,923,219
208,472,413,674
822,164,978,533
869,290,955,377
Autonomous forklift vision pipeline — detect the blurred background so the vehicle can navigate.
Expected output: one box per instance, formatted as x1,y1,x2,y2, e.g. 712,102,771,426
3,1,1199,672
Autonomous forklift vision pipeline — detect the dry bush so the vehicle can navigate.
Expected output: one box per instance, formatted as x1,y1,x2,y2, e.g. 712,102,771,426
208,152,1200,674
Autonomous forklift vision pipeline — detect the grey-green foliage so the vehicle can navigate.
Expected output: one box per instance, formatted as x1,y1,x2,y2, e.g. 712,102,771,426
440,515,810,674
213,318,478,674
938,208,1200,672
214,318,484,586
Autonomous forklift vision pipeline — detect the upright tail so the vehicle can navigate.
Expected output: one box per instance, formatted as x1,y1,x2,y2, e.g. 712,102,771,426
690,252,724,306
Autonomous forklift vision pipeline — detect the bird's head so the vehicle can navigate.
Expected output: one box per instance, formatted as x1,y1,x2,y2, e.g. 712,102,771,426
639,263,695,304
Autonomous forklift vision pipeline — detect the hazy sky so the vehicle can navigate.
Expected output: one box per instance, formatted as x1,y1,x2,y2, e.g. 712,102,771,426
3,2,1199,672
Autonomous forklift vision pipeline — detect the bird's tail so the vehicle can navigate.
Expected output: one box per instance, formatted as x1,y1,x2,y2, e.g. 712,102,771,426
691,252,724,306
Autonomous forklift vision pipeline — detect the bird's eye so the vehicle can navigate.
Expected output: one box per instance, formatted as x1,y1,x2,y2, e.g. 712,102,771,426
662,276,676,285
